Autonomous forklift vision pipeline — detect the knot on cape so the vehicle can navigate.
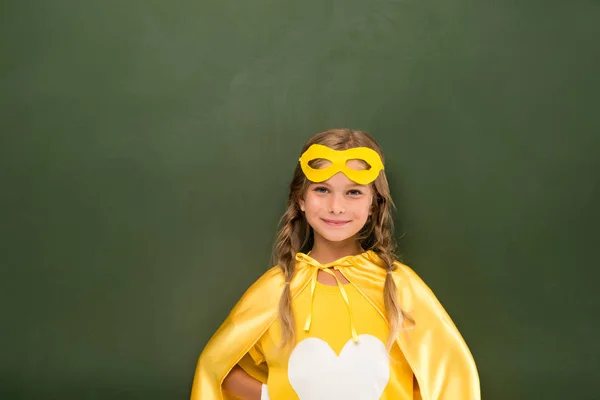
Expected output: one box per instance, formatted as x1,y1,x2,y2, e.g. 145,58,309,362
294,251,365,343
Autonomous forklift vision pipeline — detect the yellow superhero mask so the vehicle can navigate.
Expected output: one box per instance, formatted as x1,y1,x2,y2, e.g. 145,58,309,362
298,144,384,184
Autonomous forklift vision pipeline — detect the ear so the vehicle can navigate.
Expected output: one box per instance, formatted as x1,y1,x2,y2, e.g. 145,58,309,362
298,198,305,212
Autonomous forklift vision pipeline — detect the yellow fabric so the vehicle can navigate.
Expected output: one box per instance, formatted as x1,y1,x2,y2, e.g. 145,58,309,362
298,144,384,184
251,278,414,399
296,252,359,342
190,250,480,400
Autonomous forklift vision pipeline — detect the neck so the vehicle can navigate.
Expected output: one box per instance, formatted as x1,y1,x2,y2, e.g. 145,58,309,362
308,234,365,264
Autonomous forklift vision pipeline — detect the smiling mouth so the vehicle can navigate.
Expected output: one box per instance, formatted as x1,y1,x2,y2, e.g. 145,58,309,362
321,219,351,226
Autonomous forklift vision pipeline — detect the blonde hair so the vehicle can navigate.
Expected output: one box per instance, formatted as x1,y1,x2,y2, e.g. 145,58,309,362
271,128,412,349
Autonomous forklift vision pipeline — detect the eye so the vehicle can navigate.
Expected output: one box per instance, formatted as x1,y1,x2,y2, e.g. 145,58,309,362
313,186,329,193
348,189,363,196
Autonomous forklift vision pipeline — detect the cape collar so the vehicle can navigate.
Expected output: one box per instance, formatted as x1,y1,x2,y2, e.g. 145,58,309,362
293,249,384,343
295,249,383,270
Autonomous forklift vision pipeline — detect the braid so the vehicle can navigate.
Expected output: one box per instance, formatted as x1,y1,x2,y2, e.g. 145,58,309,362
366,196,414,350
272,203,306,349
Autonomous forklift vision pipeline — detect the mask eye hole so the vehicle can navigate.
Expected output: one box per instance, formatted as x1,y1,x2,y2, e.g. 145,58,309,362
308,158,332,169
346,159,371,170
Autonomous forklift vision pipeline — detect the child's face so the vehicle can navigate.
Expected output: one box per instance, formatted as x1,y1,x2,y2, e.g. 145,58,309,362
299,160,374,244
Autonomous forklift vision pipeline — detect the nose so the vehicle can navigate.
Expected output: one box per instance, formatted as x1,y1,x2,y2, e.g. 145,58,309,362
328,193,346,214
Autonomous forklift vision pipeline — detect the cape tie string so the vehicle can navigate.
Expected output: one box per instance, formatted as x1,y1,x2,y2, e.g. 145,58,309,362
295,253,359,343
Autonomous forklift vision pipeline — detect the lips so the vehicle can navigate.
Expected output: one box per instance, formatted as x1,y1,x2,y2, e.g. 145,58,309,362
322,218,351,226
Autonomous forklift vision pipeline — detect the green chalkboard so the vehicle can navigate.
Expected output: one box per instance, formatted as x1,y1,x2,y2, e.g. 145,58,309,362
1,0,599,399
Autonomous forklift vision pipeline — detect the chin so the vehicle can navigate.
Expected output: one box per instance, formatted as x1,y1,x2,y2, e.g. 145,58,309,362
312,228,359,243
321,234,354,243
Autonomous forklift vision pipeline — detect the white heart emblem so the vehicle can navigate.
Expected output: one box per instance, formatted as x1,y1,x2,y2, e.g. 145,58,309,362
287,334,390,400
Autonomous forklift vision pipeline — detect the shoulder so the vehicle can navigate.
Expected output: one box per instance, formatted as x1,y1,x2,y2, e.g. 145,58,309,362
392,259,422,283
391,260,439,307
362,250,428,289
390,260,461,325
254,265,285,287
228,265,285,318
241,264,286,291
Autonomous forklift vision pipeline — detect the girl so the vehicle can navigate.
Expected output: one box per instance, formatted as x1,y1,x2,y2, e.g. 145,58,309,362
190,129,480,400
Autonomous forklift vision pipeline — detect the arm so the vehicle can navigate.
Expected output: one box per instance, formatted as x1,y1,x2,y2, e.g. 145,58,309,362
222,365,263,400
190,267,282,400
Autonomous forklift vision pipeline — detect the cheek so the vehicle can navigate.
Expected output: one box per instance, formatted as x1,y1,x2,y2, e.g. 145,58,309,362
303,194,323,211
353,199,373,218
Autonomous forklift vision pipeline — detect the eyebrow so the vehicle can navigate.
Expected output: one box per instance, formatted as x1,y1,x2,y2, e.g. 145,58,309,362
312,182,368,188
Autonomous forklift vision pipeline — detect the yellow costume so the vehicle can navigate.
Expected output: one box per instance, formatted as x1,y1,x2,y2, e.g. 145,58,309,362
190,250,480,399
248,272,414,399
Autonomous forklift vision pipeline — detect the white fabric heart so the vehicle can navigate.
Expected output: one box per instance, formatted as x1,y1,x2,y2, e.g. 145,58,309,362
261,383,270,400
287,334,390,400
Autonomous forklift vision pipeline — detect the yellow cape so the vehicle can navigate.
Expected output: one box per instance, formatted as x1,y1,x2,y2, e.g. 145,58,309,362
190,251,480,399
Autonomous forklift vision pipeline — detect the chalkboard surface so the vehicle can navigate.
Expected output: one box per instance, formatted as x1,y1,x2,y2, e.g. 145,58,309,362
1,0,599,399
